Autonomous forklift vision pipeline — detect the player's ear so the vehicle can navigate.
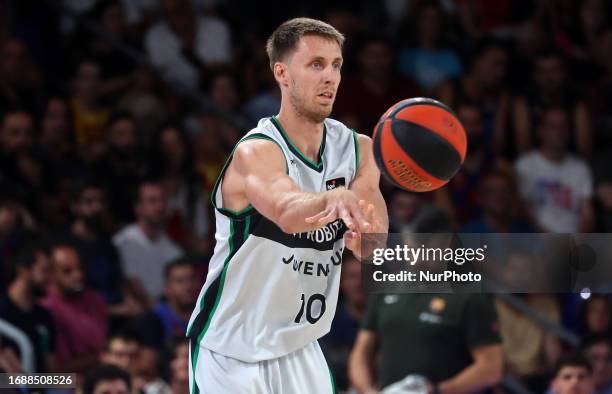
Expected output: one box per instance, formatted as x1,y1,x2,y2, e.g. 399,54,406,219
273,62,289,87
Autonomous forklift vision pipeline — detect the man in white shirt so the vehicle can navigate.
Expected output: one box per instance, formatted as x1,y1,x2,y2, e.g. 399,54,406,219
145,0,232,88
113,179,183,303
515,107,594,233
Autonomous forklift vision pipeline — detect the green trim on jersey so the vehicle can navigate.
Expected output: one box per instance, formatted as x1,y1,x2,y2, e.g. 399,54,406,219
328,364,337,394
210,133,288,219
188,217,252,392
351,129,360,171
271,115,326,173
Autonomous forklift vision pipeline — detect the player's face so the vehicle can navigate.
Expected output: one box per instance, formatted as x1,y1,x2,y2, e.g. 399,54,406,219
285,35,342,123
552,366,593,394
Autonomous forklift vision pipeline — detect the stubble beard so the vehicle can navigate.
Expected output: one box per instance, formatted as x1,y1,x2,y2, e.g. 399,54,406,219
289,81,332,124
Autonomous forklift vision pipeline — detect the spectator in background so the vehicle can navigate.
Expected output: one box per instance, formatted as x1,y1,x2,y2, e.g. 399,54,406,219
136,258,197,352
41,243,108,373
36,96,83,178
100,331,141,377
83,364,132,394
0,197,35,285
149,123,211,253
0,110,33,158
70,60,110,160
387,190,427,234
550,353,594,394
513,49,592,157
92,112,147,225
496,293,562,393
133,258,196,394
579,295,612,340
321,254,366,391
396,1,463,94
191,115,227,198
333,35,419,133
461,171,532,233
118,66,166,141
581,336,612,394
113,179,183,304
0,38,42,112
0,242,56,372
242,36,282,126
60,179,145,317
515,107,594,232
71,0,139,100
436,103,510,225
438,39,510,155
592,143,612,232
167,339,189,394
350,291,502,393
145,0,233,88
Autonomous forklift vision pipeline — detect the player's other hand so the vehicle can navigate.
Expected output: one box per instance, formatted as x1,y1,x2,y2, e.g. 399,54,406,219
305,187,371,232
344,200,384,259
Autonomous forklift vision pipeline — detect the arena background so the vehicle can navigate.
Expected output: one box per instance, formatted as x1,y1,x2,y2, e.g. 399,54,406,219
1,0,612,393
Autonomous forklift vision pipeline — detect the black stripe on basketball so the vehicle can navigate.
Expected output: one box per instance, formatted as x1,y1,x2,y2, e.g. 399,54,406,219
373,121,400,186
390,118,462,181
389,98,457,119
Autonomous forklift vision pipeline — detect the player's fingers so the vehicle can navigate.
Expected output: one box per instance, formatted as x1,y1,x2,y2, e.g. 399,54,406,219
305,207,333,223
349,202,370,232
367,204,376,228
316,206,338,225
338,203,354,230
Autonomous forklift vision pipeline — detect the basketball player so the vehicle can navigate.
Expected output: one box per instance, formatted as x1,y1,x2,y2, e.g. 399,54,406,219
187,18,388,393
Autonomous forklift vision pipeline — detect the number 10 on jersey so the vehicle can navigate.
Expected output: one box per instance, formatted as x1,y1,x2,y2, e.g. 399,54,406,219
294,293,326,324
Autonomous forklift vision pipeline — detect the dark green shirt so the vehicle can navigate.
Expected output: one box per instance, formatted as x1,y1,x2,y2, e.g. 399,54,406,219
362,293,501,389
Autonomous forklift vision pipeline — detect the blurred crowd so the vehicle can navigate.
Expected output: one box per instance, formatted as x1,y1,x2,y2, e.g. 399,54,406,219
1,0,612,393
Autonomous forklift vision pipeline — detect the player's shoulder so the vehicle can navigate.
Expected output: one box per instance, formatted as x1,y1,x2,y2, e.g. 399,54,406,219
233,120,286,168
324,117,354,136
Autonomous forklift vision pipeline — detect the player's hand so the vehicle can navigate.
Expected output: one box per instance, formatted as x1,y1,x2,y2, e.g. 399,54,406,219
305,188,371,232
344,201,384,259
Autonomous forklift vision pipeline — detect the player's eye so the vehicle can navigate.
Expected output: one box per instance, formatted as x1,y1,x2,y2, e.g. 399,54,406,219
312,61,322,69
333,63,342,70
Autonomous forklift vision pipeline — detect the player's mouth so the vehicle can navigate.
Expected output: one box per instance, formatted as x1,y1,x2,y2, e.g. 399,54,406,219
317,91,334,104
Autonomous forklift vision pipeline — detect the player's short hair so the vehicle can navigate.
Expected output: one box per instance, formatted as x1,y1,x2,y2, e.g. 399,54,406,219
266,17,344,70
553,353,592,378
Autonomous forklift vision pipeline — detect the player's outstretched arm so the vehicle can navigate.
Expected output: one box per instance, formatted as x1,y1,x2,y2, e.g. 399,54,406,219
227,139,371,234
350,134,389,234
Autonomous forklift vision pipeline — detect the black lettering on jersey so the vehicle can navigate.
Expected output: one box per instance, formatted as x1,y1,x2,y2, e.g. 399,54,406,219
325,177,346,190
249,213,346,251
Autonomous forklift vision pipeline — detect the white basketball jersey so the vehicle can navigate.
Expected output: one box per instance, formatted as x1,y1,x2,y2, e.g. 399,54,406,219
186,116,360,362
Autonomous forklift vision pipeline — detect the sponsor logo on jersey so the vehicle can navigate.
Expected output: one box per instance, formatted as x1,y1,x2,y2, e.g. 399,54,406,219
281,247,343,277
325,177,346,190
293,219,345,243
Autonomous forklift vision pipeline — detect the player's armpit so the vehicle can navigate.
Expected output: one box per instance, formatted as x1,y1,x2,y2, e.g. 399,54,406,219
350,134,389,235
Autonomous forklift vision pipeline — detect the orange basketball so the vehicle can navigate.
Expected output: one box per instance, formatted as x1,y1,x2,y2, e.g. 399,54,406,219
372,97,467,192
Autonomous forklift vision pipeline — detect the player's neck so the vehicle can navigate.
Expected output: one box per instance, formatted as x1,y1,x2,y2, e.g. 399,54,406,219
275,108,325,164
